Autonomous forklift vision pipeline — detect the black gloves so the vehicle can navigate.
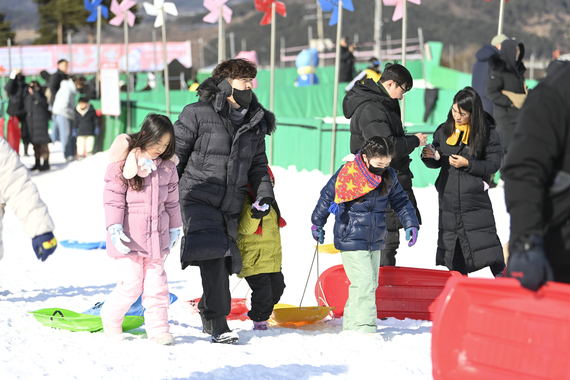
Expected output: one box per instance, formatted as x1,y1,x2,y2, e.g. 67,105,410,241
32,232,58,262
250,197,273,219
505,235,554,291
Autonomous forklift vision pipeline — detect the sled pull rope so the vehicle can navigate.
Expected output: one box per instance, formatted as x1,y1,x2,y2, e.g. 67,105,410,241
300,243,319,307
51,310,64,321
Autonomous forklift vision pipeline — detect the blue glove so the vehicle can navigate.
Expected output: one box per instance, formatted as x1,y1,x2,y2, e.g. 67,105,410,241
250,197,272,219
405,227,418,247
108,223,131,254
32,232,57,261
311,224,325,244
169,227,182,249
505,235,554,291
72,128,77,137
138,158,157,173
94,127,100,136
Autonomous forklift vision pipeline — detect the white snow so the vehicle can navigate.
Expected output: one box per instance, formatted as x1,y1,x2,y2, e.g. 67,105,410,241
0,142,510,380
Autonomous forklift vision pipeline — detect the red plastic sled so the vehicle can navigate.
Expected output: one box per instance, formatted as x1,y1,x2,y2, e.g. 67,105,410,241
316,265,461,320
186,297,249,321
432,276,570,380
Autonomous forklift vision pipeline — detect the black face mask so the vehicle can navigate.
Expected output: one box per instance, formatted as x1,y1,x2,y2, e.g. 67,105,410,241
233,88,253,108
368,164,387,176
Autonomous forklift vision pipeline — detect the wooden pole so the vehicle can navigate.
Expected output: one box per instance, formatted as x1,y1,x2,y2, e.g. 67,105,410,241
330,1,343,175
162,8,171,118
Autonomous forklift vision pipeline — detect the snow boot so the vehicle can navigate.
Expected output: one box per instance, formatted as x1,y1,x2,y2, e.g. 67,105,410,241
253,321,268,331
30,158,41,171
211,316,238,344
150,333,175,346
39,159,50,172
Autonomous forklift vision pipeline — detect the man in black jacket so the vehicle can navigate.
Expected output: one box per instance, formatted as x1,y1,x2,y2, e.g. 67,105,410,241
503,64,570,291
472,34,508,116
5,69,30,155
174,59,275,344
343,63,427,266
339,37,356,83
48,59,68,107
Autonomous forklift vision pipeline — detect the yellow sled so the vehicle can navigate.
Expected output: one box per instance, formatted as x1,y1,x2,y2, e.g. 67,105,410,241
269,303,334,327
317,244,340,254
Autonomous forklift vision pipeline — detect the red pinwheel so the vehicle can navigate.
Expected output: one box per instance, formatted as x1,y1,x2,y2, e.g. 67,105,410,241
254,0,286,26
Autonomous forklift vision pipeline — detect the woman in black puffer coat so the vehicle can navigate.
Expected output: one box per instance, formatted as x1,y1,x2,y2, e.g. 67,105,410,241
422,87,505,276
174,59,275,344
486,39,526,155
24,81,51,171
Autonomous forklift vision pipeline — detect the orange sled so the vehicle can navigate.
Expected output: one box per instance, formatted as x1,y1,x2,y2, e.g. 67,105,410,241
432,276,570,380
316,265,461,320
186,297,249,321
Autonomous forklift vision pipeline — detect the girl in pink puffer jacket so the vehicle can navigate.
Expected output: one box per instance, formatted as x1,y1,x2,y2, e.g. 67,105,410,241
101,113,182,345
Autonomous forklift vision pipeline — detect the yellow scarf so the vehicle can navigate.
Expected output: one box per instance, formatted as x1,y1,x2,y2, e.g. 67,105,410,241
446,123,471,146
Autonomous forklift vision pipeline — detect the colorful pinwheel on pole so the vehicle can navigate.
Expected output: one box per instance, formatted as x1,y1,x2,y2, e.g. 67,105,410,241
254,0,286,26
143,0,178,118
203,0,232,62
109,0,136,132
84,0,109,99
318,0,353,26
253,0,287,165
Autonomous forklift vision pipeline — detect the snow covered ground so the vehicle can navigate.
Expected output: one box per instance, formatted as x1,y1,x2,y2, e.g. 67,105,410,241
0,142,510,379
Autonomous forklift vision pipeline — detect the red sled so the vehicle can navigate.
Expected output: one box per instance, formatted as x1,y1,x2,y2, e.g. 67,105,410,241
7,115,21,154
0,116,5,137
432,276,570,380
316,265,461,320
186,297,249,321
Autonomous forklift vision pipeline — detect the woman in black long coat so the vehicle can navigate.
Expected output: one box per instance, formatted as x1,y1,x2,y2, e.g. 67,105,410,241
24,81,51,171
422,87,505,276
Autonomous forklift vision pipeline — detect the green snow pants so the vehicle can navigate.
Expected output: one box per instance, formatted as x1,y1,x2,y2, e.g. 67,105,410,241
340,250,381,333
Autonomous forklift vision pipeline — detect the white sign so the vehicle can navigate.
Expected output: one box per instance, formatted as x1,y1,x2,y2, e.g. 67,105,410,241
100,62,121,117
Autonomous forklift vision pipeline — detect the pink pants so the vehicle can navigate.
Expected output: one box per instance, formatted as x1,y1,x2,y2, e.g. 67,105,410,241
101,255,170,339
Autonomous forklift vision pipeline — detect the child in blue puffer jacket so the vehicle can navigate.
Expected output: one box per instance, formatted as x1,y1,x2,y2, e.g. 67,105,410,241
311,136,419,333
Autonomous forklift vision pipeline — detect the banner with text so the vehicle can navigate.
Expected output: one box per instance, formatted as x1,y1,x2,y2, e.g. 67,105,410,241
0,41,192,76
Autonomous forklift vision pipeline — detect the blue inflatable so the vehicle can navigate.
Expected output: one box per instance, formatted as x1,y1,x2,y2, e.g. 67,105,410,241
83,293,178,316
60,240,106,250
295,48,319,87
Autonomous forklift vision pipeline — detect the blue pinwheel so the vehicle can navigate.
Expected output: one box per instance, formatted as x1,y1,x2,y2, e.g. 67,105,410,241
318,0,354,26
84,0,109,23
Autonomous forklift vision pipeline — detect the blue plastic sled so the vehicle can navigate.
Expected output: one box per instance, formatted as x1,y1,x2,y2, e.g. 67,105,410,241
83,293,178,316
60,240,106,250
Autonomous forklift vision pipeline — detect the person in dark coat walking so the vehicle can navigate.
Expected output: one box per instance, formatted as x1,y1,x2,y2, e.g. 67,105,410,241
486,39,526,156
502,65,570,291
422,87,505,276
25,81,51,171
344,62,427,266
339,37,357,83
5,69,30,155
74,97,99,158
472,34,508,116
311,137,419,333
174,59,275,345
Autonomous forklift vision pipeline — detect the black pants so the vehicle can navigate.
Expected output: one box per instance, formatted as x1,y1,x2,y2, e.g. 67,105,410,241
380,229,400,266
197,257,232,321
452,239,505,277
245,272,286,322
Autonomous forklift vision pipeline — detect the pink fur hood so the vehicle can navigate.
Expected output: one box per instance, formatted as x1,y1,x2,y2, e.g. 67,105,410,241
108,133,179,179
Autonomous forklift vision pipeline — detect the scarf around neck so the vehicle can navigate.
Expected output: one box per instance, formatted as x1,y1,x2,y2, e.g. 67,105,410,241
328,153,382,215
446,123,471,146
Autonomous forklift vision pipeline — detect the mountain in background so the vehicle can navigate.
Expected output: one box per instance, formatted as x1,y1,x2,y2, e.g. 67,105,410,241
4,0,569,71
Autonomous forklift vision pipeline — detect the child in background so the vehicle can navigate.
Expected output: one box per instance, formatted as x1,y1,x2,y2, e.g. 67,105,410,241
101,113,182,345
74,97,99,158
311,137,419,333
237,167,286,331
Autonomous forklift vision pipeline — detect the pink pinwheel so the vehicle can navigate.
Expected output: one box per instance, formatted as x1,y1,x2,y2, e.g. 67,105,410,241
203,0,232,24
383,0,421,22
254,0,287,26
109,0,136,27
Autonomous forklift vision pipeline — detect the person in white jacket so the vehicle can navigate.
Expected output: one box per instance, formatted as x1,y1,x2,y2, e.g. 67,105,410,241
51,77,84,160
0,139,57,261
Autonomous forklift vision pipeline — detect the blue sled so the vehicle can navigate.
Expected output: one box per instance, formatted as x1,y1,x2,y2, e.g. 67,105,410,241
83,293,178,316
60,240,107,250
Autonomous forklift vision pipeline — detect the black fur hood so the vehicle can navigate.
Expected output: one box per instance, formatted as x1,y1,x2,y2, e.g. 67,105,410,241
197,77,276,135
489,40,526,77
